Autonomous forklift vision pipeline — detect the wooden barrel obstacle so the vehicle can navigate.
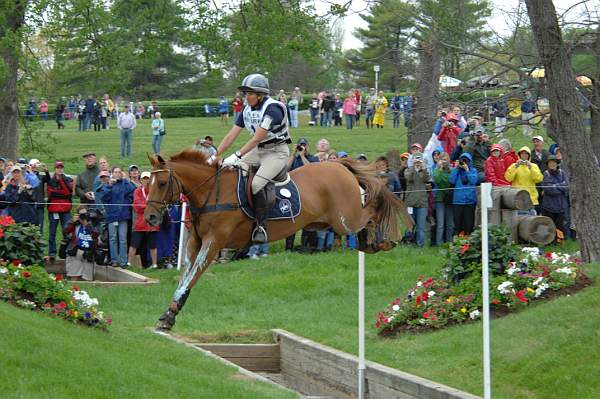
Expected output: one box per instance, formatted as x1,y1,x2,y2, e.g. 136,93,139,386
476,187,555,245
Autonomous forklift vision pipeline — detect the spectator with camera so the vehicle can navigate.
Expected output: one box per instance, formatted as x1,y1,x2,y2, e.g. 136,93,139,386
404,152,431,247
27,159,49,233
63,207,99,281
47,161,73,261
505,147,543,213
437,113,461,155
484,144,511,186
321,91,335,127
99,166,136,268
433,152,455,244
128,172,159,269
193,135,218,156
4,165,37,224
287,137,318,170
449,152,478,235
465,127,491,182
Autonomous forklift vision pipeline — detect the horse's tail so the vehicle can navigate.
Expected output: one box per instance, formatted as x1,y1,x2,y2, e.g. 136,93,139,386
337,158,414,240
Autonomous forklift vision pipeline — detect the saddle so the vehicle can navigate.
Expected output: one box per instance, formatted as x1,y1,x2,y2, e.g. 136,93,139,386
237,166,301,221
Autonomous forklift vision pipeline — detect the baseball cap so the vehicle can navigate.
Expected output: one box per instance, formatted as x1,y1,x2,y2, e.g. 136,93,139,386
99,170,110,178
532,135,544,142
11,165,22,172
141,171,151,179
128,164,139,172
546,155,560,164
29,158,40,166
410,143,423,151
0,157,5,162
17,157,27,164
82,151,96,158
297,137,308,145
54,161,64,168
337,151,349,158
474,126,485,134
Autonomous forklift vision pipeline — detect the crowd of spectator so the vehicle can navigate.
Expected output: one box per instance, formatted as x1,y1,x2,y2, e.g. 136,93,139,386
0,153,182,281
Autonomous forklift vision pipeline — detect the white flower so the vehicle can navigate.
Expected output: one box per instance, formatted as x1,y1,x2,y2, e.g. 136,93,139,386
522,247,540,256
535,283,549,298
418,318,426,325
16,299,36,309
506,265,518,276
469,310,481,320
392,304,400,312
72,290,99,308
428,290,436,298
0,267,7,275
555,267,573,275
388,316,395,322
416,281,423,287
497,281,513,294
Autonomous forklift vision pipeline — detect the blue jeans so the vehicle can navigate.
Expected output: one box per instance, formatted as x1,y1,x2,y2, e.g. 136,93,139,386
316,229,334,250
435,202,454,244
413,207,428,247
120,128,132,157
248,243,269,256
41,112,48,121
84,113,92,130
108,220,129,265
322,110,332,127
48,212,71,256
152,134,163,154
310,108,318,124
345,114,354,129
290,109,298,127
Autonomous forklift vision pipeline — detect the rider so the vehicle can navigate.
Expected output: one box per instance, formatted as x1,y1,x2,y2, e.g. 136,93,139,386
211,73,292,243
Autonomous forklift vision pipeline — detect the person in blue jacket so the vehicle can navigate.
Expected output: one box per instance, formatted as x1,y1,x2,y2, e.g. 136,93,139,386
449,152,478,235
99,166,136,268
540,155,569,242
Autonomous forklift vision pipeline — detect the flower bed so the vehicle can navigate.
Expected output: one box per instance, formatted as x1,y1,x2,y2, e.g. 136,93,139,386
0,216,45,265
376,226,590,335
0,260,111,330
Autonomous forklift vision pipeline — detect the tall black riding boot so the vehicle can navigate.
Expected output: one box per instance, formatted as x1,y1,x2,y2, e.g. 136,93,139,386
252,189,269,243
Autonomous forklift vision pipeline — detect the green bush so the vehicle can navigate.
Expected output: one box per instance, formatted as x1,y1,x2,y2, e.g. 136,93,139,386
0,216,45,266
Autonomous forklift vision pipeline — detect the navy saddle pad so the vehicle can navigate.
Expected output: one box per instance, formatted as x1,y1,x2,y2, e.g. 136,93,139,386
236,170,301,220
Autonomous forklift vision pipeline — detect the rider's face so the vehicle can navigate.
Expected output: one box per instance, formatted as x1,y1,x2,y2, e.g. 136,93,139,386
245,92,259,106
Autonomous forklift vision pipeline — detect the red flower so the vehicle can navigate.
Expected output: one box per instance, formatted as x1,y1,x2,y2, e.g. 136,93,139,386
12,259,21,266
22,271,31,278
57,301,67,309
67,309,74,316
0,216,15,226
421,291,429,301
55,274,63,282
72,284,80,292
541,265,550,277
515,289,528,303
574,257,583,265
423,277,434,288
375,321,381,329
431,315,437,321
416,296,422,306
459,243,471,254
545,251,553,259
423,310,432,319
0,229,4,239
44,303,51,308
492,298,500,305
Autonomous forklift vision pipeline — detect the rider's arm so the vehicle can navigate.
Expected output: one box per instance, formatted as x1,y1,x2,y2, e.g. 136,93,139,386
238,128,267,156
216,125,243,155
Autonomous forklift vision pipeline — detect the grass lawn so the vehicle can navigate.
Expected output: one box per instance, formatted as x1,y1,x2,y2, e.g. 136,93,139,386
4,116,595,398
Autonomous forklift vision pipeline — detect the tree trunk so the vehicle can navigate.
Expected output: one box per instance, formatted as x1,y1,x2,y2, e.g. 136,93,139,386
525,0,600,262
0,3,24,160
590,26,600,159
409,36,440,149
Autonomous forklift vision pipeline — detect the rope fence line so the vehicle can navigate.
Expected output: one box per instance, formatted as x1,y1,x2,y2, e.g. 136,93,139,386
0,185,563,208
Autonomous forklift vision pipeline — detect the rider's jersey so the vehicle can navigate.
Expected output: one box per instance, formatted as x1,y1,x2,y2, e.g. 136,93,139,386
235,97,290,144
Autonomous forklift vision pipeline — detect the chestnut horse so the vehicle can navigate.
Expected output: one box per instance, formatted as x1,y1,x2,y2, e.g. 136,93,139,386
144,150,412,330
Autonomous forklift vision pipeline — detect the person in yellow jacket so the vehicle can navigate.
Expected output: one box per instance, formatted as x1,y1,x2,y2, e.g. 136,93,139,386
373,91,388,128
505,146,543,206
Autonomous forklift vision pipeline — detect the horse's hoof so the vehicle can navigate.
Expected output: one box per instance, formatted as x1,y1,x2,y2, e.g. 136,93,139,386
156,310,176,331
378,241,396,251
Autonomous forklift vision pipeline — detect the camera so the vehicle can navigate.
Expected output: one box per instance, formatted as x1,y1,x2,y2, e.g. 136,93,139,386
296,144,305,152
459,160,465,166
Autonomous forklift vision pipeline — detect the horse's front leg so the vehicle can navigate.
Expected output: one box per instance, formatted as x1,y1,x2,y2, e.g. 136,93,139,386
156,235,221,331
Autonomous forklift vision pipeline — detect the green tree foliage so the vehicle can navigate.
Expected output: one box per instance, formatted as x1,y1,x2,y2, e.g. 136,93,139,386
345,0,416,91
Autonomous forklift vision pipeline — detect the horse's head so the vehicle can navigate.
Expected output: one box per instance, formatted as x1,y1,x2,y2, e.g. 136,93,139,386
144,154,182,227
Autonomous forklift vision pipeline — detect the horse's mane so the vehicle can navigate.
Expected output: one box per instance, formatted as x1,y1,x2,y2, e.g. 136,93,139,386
169,149,215,168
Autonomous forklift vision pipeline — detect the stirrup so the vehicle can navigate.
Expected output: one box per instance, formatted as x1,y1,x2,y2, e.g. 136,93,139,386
252,226,268,243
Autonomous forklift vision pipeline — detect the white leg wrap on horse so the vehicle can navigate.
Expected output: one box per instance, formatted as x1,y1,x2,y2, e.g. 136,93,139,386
173,242,212,301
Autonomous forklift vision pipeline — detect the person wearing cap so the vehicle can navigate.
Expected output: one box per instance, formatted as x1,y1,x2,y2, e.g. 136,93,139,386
47,161,74,260
438,113,461,155
76,152,100,205
128,165,141,187
540,155,569,242
521,90,536,136
363,88,377,129
449,152,478,235
404,152,431,247
128,171,160,269
465,127,491,181
151,111,165,155
4,165,37,224
505,147,543,210
356,154,368,162
433,152,455,244
530,135,549,173
99,166,136,267
117,104,137,158
28,159,49,233
232,92,244,125
193,135,218,156
288,138,318,171
63,206,100,281
484,144,511,186
337,151,349,159
397,152,410,198
407,143,424,168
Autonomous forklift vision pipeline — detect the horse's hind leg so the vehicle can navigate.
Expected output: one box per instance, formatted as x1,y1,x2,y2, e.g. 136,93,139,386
156,234,220,331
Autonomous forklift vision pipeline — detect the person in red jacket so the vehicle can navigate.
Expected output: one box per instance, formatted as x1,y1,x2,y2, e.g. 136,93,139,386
437,113,461,155
127,171,159,268
47,161,74,260
484,144,511,186
498,138,518,169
